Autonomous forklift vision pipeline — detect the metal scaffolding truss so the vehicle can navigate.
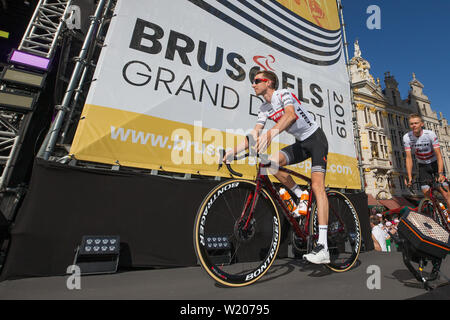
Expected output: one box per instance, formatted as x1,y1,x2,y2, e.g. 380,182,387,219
19,0,73,58
0,0,73,192
0,111,32,190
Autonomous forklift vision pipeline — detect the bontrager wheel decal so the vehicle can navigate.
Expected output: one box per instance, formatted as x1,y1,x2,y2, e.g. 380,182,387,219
194,180,281,287
309,191,361,272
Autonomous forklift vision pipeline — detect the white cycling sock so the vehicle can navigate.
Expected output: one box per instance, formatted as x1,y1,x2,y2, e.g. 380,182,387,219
290,184,303,198
318,225,328,250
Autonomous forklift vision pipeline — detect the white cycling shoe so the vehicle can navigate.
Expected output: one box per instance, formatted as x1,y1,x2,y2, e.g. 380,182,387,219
303,244,330,264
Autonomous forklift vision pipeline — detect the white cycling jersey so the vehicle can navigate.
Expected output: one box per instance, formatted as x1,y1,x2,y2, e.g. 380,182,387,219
257,89,318,141
403,130,440,164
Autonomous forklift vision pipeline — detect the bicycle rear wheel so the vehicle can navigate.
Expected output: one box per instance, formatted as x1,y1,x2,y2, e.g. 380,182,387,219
418,198,450,232
193,179,281,287
309,191,361,272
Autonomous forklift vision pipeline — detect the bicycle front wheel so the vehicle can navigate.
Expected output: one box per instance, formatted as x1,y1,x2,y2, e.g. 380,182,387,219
309,191,361,272
193,179,281,287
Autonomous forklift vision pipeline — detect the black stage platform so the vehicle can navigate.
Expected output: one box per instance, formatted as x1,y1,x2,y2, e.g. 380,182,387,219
1,159,372,280
0,251,448,300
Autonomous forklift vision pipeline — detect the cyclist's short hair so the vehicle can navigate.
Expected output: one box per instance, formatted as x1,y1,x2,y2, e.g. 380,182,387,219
254,70,279,90
408,113,423,122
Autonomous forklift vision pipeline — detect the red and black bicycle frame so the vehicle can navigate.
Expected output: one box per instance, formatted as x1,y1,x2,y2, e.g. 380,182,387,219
238,162,315,242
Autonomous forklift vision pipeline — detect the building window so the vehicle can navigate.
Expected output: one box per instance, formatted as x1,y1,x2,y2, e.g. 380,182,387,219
369,130,379,158
378,111,384,128
371,142,379,158
379,134,388,159
391,129,397,146
388,113,393,125
398,131,404,146
394,151,404,168
363,107,368,123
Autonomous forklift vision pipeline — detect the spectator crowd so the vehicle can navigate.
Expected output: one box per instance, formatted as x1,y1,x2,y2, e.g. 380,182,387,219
369,209,401,252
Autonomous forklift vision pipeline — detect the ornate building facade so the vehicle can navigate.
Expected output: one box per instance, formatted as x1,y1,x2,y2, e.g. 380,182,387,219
350,41,450,207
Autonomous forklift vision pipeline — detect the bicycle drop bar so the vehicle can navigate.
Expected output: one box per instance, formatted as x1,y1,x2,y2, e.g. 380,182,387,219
412,177,450,193
218,149,245,177
217,134,273,178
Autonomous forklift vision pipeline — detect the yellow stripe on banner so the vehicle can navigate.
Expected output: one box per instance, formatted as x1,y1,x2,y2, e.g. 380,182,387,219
70,104,361,189
275,0,340,31
0,30,9,39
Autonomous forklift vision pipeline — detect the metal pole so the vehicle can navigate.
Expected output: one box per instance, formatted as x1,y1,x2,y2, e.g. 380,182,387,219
39,0,108,160
338,0,366,191
59,0,114,144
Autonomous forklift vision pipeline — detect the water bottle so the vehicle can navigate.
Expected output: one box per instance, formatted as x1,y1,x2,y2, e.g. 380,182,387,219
439,202,450,223
298,190,309,216
279,188,298,216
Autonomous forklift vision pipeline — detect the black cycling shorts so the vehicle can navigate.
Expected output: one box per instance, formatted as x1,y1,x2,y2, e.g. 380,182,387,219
418,161,445,186
280,127,328,173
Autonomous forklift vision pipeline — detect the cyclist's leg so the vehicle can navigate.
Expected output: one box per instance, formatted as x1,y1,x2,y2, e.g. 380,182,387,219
435,167,450,217
269,152,294,188
439,188,450,209
269,140,307,190
437,182,450,206
311,171,328,226
438,186,450,225
280,129,330,263
306,129,329,257
418,163,432,197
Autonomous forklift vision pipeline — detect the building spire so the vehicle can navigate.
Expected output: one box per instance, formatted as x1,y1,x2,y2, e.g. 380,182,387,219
354,39,362,58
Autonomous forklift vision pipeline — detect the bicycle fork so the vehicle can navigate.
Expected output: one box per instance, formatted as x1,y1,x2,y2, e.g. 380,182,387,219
240,192,256,231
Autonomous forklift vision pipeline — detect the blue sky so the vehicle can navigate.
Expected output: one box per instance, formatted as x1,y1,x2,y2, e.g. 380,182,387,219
341,0,450,121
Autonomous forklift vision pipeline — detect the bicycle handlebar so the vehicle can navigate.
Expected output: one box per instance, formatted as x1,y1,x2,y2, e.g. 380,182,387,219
218,134,272,177
218,149,246,177
410,176,449,193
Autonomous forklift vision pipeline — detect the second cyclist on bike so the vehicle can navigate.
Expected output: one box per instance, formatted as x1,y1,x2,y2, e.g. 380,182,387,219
403,113,449,206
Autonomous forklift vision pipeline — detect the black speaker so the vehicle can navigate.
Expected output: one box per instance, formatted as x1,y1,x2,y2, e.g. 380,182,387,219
398,211,450,259
73,235,120,275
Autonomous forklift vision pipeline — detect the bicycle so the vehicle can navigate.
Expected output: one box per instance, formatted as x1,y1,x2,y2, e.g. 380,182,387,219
415,175,450,232
400,176,450,290
193,136,361,287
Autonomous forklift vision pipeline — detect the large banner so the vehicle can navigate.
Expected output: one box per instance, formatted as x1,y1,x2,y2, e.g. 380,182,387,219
70,0,361,189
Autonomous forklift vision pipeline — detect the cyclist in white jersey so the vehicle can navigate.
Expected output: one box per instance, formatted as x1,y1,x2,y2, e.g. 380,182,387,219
257,90,319,142
224,70,330,264
403,113,449,206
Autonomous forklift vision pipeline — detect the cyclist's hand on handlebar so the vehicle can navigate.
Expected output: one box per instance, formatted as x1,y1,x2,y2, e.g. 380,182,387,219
438,174,449,192
256,132,272,153
222,149,235,164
